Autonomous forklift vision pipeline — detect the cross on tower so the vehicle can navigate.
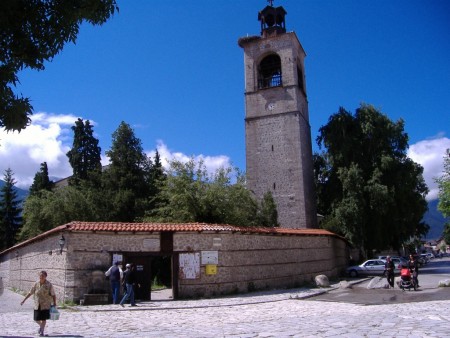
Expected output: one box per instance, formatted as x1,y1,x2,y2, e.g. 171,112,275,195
267,0,274,7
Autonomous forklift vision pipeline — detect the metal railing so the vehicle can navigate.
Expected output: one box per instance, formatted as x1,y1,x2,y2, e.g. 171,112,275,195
258,74,282,89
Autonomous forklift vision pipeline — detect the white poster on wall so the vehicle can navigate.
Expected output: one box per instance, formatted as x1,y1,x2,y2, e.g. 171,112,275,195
179,253,200,279
201,251,218,265
112,254,123,265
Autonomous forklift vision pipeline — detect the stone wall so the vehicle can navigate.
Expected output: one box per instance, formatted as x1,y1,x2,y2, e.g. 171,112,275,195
1,234,67,302
174,232,347,298
1,230,347,302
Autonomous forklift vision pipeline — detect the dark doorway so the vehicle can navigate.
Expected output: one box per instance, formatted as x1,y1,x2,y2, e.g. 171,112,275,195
124,254,174,301
122,232,175,301
150,255,173,301
126,256,152,301
151,255,172,288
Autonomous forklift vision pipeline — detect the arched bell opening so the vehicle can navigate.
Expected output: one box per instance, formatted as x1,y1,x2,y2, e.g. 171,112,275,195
258,54,282,89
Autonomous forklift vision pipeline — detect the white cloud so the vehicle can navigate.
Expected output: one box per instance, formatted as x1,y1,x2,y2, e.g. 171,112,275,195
0,112,79,189
147,140,232,175
408,135,450,201
0,114,233,190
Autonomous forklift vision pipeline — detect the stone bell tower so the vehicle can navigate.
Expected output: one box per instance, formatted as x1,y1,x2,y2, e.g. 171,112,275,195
238,1,317,229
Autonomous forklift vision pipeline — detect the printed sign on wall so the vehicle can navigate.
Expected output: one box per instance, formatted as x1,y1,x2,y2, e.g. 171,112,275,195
143,237,160,251
201,251,218,265
112,254,123,265
179,253,200,279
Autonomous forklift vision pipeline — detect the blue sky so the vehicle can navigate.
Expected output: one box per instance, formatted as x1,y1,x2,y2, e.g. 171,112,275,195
1,0,449,200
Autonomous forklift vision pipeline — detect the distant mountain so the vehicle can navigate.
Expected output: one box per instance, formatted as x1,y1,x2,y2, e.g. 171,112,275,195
422,199,448,240
0,180,29,202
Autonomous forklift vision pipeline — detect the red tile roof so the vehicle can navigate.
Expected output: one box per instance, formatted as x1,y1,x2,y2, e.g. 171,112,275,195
62,221,336,235
1,221,343,254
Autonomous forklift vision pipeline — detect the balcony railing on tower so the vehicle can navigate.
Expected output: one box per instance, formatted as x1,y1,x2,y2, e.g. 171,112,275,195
258,72,282,89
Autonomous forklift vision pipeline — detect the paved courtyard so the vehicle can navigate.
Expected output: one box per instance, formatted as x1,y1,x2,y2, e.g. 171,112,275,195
1,281,449,338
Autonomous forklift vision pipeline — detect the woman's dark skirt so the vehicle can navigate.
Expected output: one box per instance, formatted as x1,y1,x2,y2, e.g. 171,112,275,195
34,307,50,321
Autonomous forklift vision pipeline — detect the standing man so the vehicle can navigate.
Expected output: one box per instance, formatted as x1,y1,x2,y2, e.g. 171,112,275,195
105,261,123,304
384,256,395,288
119,264,139,307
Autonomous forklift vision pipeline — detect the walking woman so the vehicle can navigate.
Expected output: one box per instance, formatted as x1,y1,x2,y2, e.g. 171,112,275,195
20,270,57,336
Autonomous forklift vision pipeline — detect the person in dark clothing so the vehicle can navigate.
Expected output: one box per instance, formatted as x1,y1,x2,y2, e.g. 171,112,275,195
119,264,139,307
408,254,420,287
105,261,123,304
384,256,395,288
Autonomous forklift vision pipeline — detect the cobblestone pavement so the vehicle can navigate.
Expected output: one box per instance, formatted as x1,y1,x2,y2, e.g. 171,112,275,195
1,282,449,338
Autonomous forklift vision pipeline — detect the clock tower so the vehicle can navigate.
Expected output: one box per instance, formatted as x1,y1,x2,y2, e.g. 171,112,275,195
238,1,317,228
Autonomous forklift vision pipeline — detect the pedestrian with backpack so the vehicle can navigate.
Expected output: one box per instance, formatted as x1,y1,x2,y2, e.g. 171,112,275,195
105,261,123,304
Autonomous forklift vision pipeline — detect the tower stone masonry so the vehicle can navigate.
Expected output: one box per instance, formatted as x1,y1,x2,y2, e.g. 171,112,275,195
238,3,317,229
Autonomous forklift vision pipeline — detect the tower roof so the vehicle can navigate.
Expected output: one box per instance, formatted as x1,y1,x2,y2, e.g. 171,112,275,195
258,1,287,38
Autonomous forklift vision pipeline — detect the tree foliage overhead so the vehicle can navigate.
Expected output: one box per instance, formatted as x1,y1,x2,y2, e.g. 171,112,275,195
66,118,102,184
0,0,118,132
436,149,450,244
314,104,429,257
0,168,22,250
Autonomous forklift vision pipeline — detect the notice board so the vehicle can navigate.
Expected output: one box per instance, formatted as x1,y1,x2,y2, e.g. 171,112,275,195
179,253,200,279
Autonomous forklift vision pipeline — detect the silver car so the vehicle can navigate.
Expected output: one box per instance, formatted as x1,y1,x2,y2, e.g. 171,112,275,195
346,259,387,277
391,257,408,270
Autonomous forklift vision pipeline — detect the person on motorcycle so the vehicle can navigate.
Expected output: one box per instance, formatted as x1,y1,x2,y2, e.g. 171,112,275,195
408,254,419,287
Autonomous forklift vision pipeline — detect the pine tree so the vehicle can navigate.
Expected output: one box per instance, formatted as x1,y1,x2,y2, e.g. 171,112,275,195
29,162,54,196
66,118,102,185
147,150,167,211
0,168,22,250
103,121,152,221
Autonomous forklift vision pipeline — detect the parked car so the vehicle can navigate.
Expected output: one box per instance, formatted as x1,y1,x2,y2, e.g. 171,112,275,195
375,256,407,270
391,257,408,270
346,259,387,277
420,254,429,264
426,252,435,259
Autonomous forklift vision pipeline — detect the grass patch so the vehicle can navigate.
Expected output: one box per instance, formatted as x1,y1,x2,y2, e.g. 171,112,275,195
151,276,166,291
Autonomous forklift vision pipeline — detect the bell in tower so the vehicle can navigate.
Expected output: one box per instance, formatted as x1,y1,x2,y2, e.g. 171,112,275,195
238,1,318,229
258,0,287,38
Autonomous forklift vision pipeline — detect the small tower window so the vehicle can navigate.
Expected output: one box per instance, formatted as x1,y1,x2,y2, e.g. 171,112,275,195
258,54,282,89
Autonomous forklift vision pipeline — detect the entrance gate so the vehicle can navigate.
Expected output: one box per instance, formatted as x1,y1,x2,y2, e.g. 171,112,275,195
124,254,174,300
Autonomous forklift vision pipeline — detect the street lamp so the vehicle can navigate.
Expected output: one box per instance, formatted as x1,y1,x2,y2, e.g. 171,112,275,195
59,235,65,254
